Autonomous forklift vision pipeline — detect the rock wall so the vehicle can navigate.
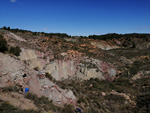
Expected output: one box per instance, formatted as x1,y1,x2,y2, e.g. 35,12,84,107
45,58,116,81
45,60,78,80
76,59,116,81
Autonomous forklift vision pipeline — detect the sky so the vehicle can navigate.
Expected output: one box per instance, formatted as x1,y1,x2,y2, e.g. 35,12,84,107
0,0,150,36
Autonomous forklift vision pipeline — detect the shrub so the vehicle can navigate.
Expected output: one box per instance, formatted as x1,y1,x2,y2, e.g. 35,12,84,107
34,66,39,71
45,73,53,81
136,94,150,109
0,34,8,53
9,46,21,56
104,94,126,104
83,108,99,113
2,86,13,92
134,93,150,113
2,86,19,92
62,105,74,113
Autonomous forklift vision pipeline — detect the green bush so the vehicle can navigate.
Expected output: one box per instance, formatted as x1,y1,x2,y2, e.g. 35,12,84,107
62,105,74,113
0,34,8,53
136,94,150,109
104,94,126,104
83,108,99,113
9,46,21,56
2,86,19,92
33,66,39,71
2,86,13,92
45,73,53,81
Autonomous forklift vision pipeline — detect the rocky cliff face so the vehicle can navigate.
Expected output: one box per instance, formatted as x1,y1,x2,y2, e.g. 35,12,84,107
0,52,76,105
45,59,116,81
46,58,116,81
76,59,116,81
0,53,27,86
19,48,117,81
45,60,78,80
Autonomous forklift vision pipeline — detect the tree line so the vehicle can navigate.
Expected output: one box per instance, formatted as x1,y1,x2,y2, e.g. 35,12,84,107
88,33,150,40
1,26,71,38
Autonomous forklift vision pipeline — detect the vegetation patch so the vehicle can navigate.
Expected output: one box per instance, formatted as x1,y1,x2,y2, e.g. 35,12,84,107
0,34,8,53
25,93,75,113
9,46,21,56
0,99,39,113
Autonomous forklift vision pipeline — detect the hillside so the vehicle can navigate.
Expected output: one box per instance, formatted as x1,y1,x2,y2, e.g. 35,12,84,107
0,27,150,113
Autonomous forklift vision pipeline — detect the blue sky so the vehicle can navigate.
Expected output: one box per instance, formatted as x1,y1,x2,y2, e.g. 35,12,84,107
0,0,150,36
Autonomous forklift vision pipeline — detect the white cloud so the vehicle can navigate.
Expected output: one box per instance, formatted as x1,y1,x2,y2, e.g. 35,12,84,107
10,0,16,3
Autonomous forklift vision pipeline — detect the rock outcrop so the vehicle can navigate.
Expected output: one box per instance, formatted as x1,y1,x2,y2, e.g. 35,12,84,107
45,58,116,81
136,42,150,49
0,53,26,86
64,37,78,43
31,75,76,105
91,41,120,50
45,60,78,80
76,59,116,81
76,67,104,80
19,49,37,60
6,32,26,42
132,71,150,80
19,49,45,70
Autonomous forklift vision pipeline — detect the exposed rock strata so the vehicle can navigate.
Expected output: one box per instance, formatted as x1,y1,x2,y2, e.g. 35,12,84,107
91,41,120,50
0,53,76,105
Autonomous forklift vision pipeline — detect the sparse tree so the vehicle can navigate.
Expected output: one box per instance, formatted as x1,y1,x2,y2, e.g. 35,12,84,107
7,26,10,30
2,26,7,30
